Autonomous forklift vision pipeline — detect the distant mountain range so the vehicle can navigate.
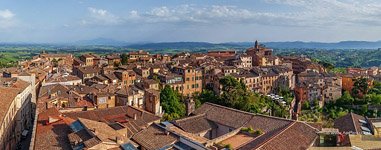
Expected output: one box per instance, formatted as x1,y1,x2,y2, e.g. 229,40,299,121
2,38,381,49
126,41,381,50
73,38,130,46
126,42,240,50
74,38,381,49
263,41,381,49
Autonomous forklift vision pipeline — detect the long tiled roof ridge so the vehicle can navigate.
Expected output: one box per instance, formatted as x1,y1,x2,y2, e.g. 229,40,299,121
254,113,295,122
237,121,294,150
300,121,322,132
350,112,359,133
255,122,297,149
201,102,255,116
174,113,207,122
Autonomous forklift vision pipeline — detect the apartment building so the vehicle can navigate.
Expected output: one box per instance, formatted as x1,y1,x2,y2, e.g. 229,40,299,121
0,78,32,150
144,89,162,115
225,54,252,69
73,66,101,81
106,54,121,65
114,70,136,87
172,66,203,97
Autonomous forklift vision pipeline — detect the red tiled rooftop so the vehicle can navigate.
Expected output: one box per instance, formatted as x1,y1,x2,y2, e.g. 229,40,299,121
34,108,73,150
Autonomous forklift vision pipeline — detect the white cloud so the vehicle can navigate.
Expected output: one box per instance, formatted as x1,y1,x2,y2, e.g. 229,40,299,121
81,7,121,26
0,9,14,19
79,1,381,28
0,9,16,29
124,5,303,26
263,0,381,26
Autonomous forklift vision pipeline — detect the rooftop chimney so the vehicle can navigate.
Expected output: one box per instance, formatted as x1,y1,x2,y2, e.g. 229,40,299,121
133,114,137,120
91,128,97,134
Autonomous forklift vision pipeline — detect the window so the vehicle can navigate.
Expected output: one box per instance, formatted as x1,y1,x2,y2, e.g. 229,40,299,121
192,84,195,88
186,78,190,81
99,97,107,104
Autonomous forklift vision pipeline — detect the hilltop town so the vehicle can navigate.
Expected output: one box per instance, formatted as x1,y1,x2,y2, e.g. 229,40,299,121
1,41,381,149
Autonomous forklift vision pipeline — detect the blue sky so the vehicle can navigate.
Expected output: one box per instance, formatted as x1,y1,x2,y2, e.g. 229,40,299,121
1,0,381,43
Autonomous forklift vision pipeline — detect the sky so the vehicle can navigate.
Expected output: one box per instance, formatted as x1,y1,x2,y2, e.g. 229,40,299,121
1,0,381,43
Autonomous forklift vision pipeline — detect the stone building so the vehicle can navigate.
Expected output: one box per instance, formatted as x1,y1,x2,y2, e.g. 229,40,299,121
246,40,280,66
0,78,33,150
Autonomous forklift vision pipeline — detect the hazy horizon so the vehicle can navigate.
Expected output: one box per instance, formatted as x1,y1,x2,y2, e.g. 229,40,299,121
3,38,381,45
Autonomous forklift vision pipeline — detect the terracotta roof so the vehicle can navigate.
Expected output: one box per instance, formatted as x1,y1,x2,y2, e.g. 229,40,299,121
129,50,149,55
0,77,30,89
63,105,160,128
192,102,253,128
237,122,289,150
34,108,73,150
132,124,178,150
103,73,118,80
0,78,30,126
255,122,318,150
245,114,293,133
66,85,98,95
93,74,108,81
173,114,216,134
116,86,142,96
81,53,96,58
220,132,257,149
0,87,21,125
190,103,318,149
39,84,70,97
334,112,367,134
143,79,158,85
67,129,93,145
76,66,101,74
78,118,127,143
106,54,121,60
46,75,81,83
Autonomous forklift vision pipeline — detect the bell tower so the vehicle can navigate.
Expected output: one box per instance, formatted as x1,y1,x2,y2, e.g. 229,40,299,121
254,40,259,49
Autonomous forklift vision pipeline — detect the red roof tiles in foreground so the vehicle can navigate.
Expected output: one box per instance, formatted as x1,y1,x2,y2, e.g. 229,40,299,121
34,108,74,150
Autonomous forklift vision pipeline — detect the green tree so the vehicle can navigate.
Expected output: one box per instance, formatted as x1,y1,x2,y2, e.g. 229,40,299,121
336,91,354,105
313,99,320,107
364,93,381,105
352,77,369,98
52,58,58,67
318,61,335,72
302,101,310,110
121,53,129,65
194,90,218,105
369,81,381,94
160,85,186,121
219,76,247,107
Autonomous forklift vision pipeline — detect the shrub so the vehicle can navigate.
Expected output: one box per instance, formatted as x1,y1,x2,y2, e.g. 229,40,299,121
224,144,233,150
254,130,263,135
